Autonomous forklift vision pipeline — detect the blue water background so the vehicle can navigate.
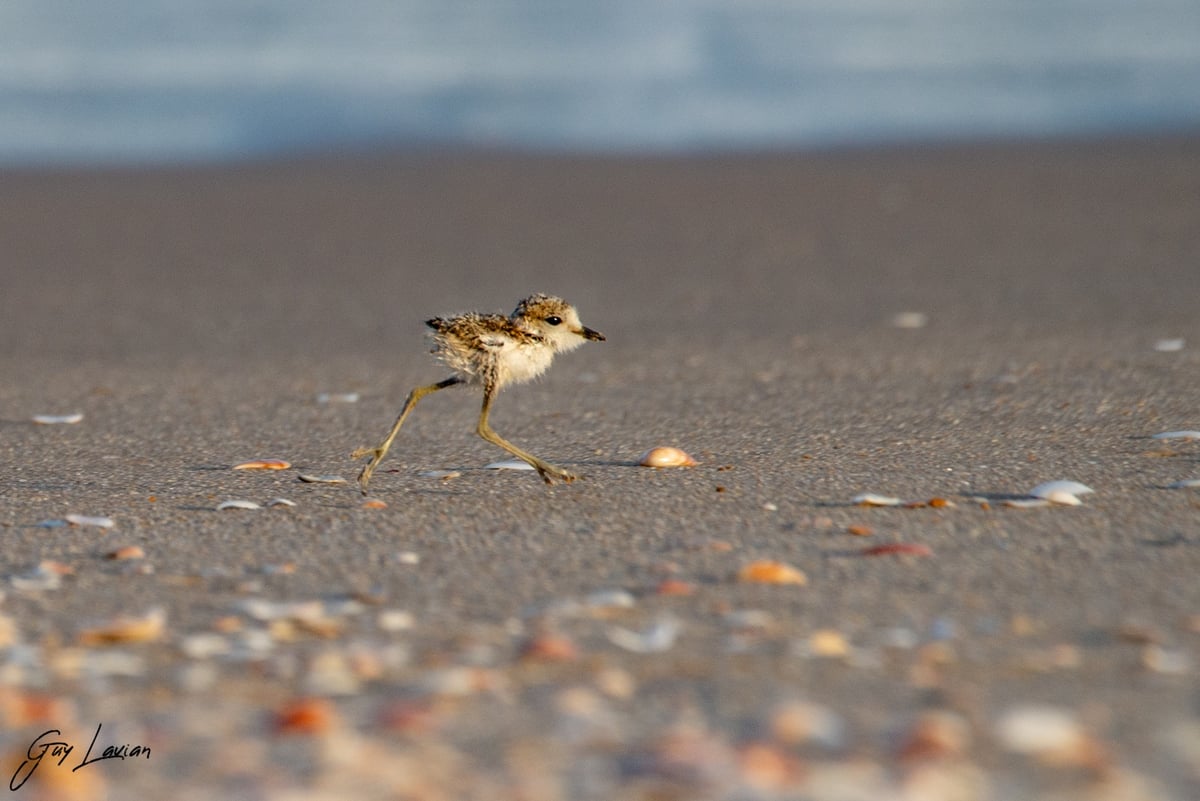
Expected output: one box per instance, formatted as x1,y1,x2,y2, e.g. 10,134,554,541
2,0,1199,165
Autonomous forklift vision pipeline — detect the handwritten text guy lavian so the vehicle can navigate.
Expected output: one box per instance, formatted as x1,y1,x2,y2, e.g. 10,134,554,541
10,724,150,792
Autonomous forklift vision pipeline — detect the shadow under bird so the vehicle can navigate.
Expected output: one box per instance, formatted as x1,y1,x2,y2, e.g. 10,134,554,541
352,294,606,494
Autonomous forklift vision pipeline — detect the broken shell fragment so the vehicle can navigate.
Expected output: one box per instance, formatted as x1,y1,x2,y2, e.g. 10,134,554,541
1028,480,1094,505
105,546,145,560
1167,478,1200,489
64,514,115,529
738,560,808,586
216,499,262,511
233,459,291,470
418,469,461,479
362,498,388,509
266,498,296,508
607,616,681,653
32,413,84,425
297,474,347,484
860,542,933,558
79,608,166,646
1003,498,1053,509
1152,430,1200,441
484,458,536,471
638,446,698,468
852,493,904,507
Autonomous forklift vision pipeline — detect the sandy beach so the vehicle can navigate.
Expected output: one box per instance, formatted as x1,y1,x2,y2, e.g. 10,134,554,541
2,137,1200,799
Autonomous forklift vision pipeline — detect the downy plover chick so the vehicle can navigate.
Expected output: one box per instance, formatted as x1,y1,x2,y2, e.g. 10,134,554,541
352,294,605,494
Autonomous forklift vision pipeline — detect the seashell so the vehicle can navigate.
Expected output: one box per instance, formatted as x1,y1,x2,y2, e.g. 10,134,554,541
273,697,337,735
1167,478,1200,489
484,458,535,471
638,446,697,468
585,589,636,613
315,392,360,404
1028,480,1094,505
891,311,928,329
216,499,262,511
519,632,578,663
995,705,1091,764
418,469,461,479
860,542,933,557
362,498,388,509
297,473,347,483
233,459,291,470
1003,498,1052,508
846,524,873,537
64,514,115,529
266,497,296,507
395,551,420,564
655,578,696,596
32,412,84,425
105,545,145,560
852,493,903,507
606,615,680,653
78,607,166,646
738,560,808,585
36,519,68,528
1154,338,1185,352
1152,430,1200,441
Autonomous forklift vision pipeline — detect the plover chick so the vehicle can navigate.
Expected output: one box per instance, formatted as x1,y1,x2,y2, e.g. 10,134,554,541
352,294,605,494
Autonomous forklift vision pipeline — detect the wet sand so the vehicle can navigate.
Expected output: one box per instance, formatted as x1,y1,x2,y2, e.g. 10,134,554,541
2,138,1200,799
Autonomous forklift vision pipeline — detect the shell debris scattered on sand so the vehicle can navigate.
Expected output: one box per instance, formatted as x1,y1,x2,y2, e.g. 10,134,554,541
233,459,291,470
32,412,84,425
639,446,697,468
1152,430,1200,441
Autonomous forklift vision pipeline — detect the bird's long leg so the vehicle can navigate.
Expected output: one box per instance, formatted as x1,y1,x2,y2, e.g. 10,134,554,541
352,376,462,495
475,380,578,484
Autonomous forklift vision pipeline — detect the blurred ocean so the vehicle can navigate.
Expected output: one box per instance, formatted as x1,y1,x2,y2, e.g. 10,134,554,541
2,0,1199,165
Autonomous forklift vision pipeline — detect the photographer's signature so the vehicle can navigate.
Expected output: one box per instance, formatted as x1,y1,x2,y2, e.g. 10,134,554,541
10,724,150,791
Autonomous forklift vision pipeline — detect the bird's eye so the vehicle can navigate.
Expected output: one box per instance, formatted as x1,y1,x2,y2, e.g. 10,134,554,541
545,316,562,326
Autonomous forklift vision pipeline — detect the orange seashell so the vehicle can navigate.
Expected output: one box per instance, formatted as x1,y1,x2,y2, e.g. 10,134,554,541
519,633,579,663
105,545,145,560
78,608,166,646
639,446,698,468
233,459,291,470
846,524,873,537
362,499,388,509
656,579,697,596
274,697,336,735
928,497,952,508
738,560,808,585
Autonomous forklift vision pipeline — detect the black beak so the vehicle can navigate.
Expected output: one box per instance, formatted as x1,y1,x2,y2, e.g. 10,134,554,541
580,326,606,342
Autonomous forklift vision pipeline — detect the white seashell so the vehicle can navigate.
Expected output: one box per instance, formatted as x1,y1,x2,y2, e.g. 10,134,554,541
1028,481,1094,505
995,705,1085,756
1154,338,1185,352
418,469,462,479
1167,478,1200,489
32,413,84,425
485,458,536,471
891,311,928,329
216,499,262,511
377,610,415,632
1152,430,1200,441
606,615,680,653
1003,498,1053,508
63,514,115,529
852,493,903,507
395,551,420,565
585,589,637,611
297,474,347,484
266,498,296,507
638,446,697,468
316,392,360,404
